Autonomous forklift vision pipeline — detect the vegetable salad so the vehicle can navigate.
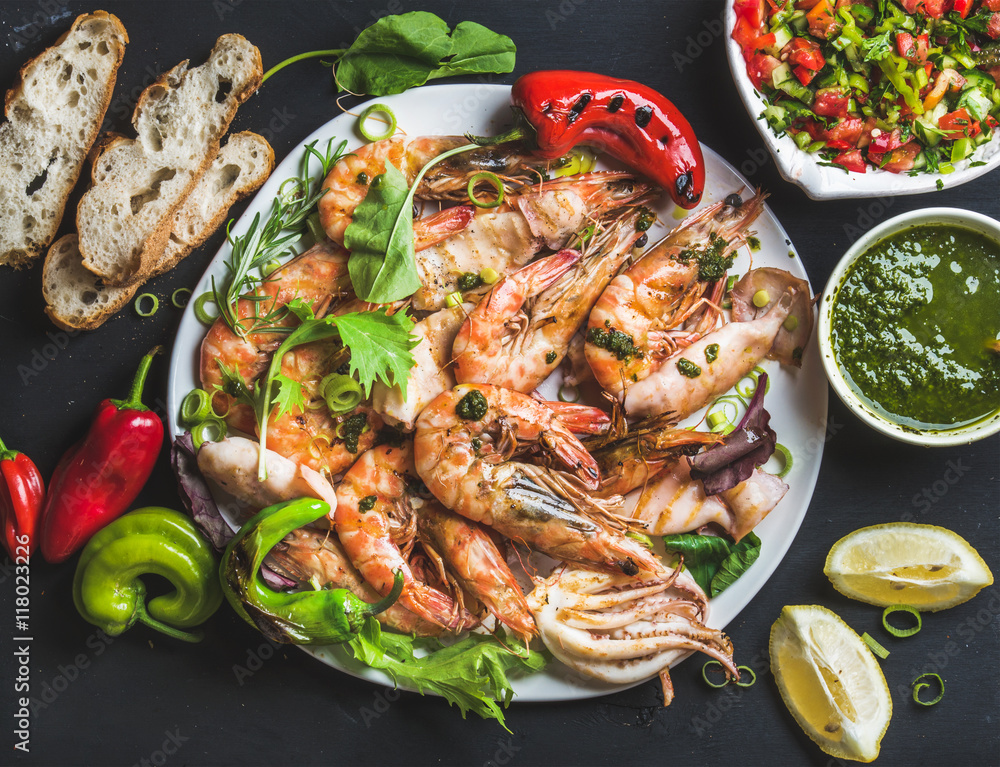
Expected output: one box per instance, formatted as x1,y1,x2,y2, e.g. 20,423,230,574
733,0,1000,174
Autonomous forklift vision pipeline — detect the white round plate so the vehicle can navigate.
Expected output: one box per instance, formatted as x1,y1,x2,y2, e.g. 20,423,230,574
167,83,828,702
723,1,1000,200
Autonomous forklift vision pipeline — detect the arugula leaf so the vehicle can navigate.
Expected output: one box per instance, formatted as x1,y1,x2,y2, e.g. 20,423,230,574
661,532,763,597
335,310,419,399
347,617,546,729
345,162,421,303
334,12,515,96
272,373,307,420
711,533,762,597
661,534,734,594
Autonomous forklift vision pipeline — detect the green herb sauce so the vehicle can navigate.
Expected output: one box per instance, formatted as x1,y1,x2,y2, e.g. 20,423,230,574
831,224,1000,429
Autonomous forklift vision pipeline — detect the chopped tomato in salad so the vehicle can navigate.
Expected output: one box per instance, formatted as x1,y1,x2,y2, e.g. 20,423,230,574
733,0,1000,174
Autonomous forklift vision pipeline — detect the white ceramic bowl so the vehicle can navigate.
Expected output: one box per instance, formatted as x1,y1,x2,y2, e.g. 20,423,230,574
723,2,1000,200
818,208,1000,446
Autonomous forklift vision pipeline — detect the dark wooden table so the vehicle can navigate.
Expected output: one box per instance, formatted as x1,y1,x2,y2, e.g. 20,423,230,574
1,2,997,765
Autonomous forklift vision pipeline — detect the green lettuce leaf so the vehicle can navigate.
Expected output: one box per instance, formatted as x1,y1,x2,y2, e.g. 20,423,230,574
661,534,734,594
711,533,762,597
344,161,422,303
347,617,547,729
661,532,762,597
335,12,515,96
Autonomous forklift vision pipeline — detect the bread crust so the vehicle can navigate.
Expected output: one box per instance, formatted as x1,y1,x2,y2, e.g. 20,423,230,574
0,11,127,268
76,33,263,286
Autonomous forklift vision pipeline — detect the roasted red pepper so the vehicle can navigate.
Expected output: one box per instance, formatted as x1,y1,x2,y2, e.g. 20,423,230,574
40,347,164,563
499,71,705,209
0,435,44,561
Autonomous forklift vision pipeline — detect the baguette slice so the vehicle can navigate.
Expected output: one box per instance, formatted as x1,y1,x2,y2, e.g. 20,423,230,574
77,33,262,286
0,11,127,269
43,131,274,331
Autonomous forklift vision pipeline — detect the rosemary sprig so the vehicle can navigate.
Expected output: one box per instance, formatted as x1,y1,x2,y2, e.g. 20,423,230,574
212,138,348,338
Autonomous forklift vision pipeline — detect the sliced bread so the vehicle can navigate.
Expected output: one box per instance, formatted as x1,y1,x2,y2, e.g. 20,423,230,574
76,33,262,286
0,11,127,269
151,131,274,277
43,131,274,330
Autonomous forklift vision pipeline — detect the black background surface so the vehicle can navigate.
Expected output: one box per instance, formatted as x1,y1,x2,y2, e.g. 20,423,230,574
0,2,997,766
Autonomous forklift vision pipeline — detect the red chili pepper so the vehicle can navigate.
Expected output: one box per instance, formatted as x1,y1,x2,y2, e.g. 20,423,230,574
0,435,44,562
40,347,164,563
499,71,705,209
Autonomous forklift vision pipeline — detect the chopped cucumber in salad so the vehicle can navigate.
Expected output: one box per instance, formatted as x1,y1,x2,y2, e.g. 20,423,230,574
732,0,1000,174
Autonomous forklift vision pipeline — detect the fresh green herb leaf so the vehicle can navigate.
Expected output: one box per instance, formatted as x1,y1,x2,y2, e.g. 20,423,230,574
661,532,762,596
432,21,517,79
345,162,421,303
710,533,762,597
344,143,480,303
334,12,515,96
661,534,734,594
213,138,347,338
347,617,546,729
861,31,892,62
335,309,419,399
272,373,307,420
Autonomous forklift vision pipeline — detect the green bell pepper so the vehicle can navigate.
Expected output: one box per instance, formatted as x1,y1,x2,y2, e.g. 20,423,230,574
220,497,403,645
73,507,223,643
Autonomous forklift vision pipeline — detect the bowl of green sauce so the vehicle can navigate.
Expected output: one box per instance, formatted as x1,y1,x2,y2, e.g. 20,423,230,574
820,208,1000,446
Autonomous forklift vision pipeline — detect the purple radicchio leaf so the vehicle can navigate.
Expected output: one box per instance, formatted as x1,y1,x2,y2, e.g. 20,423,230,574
171,433,234,550
689,373,776,495
171,434,297,590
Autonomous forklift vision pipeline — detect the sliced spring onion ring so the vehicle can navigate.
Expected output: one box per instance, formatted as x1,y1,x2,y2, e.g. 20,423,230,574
357,103,397,142
479,267,500,285
557,383,580,403
466,172,504,209
883,605,922,638
701,661,731,688
445,291,463,308
705,395,743,434
735,665,756,688
911,673,944,706
194,292,219,325
134,293,159,317
625,531,654,549
191,418,227,450
862,632,889,659
320,373,363,415
773,443,793,478
180,389,213,427
260,258,283,278
171,288,192,308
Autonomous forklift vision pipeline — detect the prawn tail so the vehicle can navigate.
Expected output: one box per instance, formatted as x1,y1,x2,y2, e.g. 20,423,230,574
591,530,667,578
544,401,612,435
403,582,480,632
414,205,474,251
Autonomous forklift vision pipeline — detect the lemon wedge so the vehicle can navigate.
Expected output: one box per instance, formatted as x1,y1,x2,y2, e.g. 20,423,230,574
770,605,891,763
825,523,994,611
